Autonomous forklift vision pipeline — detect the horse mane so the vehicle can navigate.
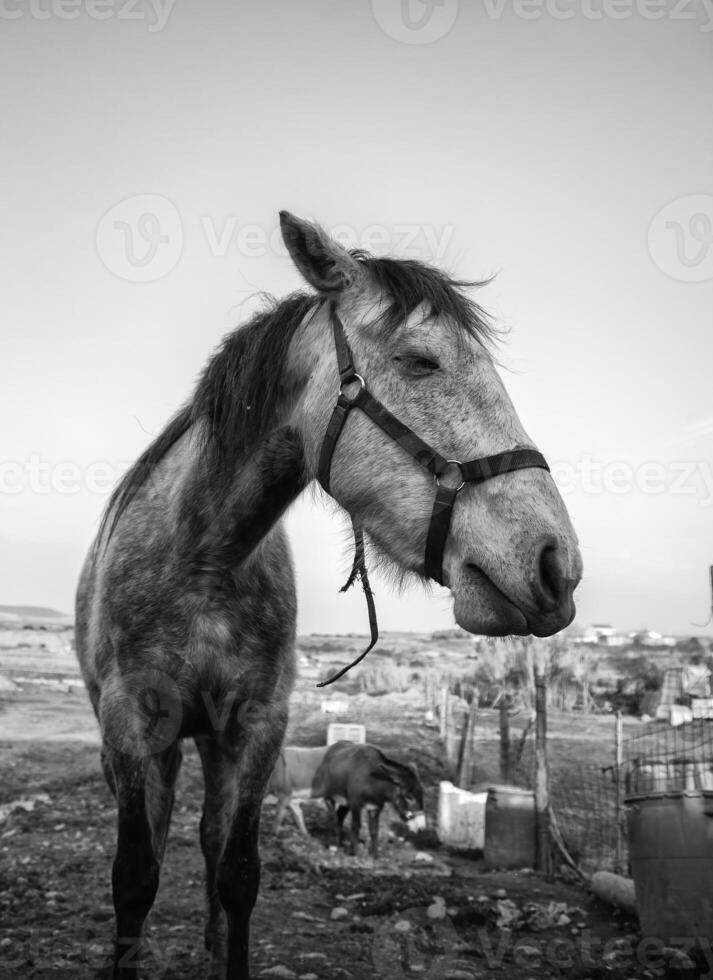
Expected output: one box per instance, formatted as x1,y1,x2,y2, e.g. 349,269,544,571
97,252,493,546
97,292,317,546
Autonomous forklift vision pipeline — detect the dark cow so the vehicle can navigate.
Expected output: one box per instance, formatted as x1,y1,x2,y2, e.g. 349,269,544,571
312,740,426,857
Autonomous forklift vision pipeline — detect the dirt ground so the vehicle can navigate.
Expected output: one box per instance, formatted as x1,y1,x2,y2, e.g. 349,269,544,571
0,677,692,980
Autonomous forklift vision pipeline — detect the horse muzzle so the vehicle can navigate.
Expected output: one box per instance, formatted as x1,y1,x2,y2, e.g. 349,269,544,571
406,811,427,832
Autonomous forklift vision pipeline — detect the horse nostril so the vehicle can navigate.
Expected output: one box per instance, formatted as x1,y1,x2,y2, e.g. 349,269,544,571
537,544,566,607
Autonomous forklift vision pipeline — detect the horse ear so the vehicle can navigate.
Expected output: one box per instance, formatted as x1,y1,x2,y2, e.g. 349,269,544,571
372,762,398,785
397,762,419,788
279,211,361,295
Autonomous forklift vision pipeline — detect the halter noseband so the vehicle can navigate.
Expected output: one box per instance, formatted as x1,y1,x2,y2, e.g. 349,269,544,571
315,301,550,687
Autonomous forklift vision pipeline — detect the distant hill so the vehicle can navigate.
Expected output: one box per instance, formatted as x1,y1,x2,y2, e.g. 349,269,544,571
0,604,71,623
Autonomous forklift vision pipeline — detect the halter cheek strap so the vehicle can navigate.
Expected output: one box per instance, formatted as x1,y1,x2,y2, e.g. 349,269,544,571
316,302,550,686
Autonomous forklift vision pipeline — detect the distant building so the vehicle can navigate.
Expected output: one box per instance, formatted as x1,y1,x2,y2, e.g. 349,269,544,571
580,624,627,646
655,665,712,722
629,630,677,648
321,698,349,716
296,653,320,681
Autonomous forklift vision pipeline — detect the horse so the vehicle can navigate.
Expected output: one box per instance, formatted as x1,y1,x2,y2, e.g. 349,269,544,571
265,744,329,835
74,210,582,980
311,740,426,857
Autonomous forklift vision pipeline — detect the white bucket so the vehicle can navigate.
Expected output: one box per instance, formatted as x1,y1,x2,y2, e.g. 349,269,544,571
437,780,487,849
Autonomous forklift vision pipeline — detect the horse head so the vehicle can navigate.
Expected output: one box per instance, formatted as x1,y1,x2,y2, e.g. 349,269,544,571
282,212,582,638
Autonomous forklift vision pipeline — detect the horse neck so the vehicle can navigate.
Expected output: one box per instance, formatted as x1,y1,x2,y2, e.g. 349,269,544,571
175,304,318,571
181,425,308,571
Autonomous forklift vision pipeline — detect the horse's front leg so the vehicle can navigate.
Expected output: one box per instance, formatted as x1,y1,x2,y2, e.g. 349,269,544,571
288,800,309,836
367,806,381,858
216,712,287,980
349,806,362,856
273,793,289,834
324,798,342,848
335,803,349,849
196,735,234,980
105,749,161,980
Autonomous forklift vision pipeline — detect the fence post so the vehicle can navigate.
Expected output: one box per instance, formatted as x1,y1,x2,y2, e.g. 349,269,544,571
457,700,478,788
535,673,552,875
499,695,511,782
439,684,449,740
614,710,624,873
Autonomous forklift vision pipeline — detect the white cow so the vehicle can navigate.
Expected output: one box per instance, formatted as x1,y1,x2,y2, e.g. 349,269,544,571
265,745,329,835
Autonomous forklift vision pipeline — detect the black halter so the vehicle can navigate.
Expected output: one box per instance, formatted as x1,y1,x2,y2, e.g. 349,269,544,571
316,302,550,687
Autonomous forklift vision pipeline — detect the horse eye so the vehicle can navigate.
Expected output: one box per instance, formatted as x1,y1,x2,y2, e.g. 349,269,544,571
393,354,440,375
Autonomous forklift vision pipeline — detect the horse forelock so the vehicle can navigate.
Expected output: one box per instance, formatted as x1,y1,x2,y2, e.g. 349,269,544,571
351,251,497,347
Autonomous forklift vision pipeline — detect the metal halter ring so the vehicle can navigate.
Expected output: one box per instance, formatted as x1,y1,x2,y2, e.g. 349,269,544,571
434,460,466,492
339,373,366,402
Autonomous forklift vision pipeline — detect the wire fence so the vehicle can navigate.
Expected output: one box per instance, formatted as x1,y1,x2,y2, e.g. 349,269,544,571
549,763,624,875
513,735,626,876
545,719,713,876
624,719,713,795
436,681,713,878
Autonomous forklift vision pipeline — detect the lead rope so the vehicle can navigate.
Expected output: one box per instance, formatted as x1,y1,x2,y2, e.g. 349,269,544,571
316,521,379,688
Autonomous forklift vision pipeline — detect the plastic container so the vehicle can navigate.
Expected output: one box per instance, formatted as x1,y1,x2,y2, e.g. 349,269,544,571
326,723,366,745
437,781,488,850
484,785,536,869
626,791,713,941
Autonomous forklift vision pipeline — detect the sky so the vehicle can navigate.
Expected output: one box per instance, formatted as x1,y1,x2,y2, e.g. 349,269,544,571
1,0,711,637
